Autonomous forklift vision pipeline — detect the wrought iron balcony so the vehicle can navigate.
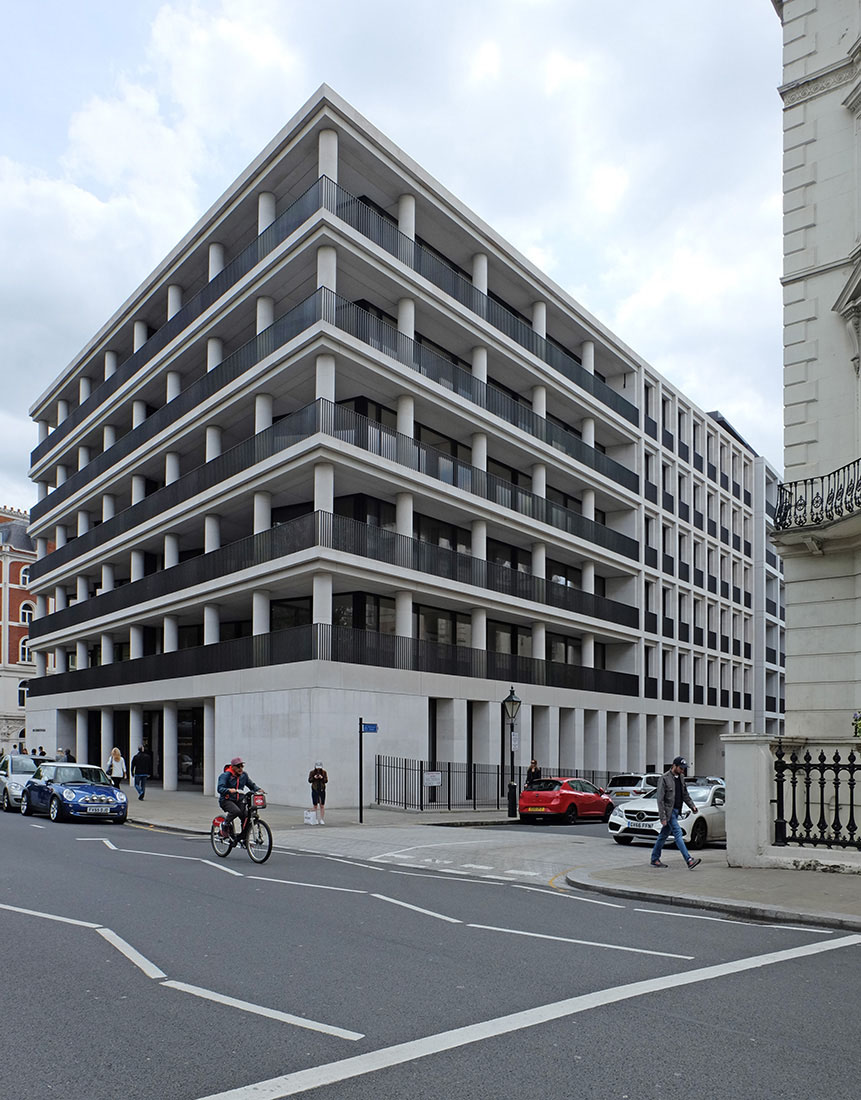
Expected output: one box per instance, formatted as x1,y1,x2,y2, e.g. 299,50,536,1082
775,458,861,530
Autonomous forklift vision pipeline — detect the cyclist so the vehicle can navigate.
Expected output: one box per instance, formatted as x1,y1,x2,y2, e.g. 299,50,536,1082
217,757,263,838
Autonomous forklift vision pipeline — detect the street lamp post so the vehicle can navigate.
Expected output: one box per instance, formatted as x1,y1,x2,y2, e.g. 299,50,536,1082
503,686,521,819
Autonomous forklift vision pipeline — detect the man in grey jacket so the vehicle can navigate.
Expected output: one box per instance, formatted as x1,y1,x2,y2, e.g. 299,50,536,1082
650,756,701,869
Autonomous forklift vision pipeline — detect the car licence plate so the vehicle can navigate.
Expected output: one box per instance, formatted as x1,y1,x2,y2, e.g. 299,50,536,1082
627,821,656,831
87,806,111,813
524,807,547,813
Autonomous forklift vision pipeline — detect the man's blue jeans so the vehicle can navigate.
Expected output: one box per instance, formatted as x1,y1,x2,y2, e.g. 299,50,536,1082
134,774,148,798
651,808,693,863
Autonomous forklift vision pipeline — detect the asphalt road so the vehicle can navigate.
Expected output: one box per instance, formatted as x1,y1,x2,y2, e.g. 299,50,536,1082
2,812,857,1100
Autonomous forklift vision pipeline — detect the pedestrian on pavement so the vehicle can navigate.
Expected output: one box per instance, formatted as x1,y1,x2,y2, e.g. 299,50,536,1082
650,757,701,870
10,743,19,755
131,745,153,800
64,748,76,762
308,761,328,824
20,745,28,754
106,747,127,789
37,746,46,760
525,759,542,787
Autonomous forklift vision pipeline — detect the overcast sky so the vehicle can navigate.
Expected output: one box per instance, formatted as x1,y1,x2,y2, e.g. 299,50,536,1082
0,0,783,512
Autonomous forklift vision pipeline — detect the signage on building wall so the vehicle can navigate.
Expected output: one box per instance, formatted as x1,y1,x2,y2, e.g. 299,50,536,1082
423,771,442,787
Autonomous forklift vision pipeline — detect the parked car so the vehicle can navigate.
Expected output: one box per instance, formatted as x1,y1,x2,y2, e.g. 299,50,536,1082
605,773,662,805
519,777,614,824
20,763,128,824
607,783,726,849
0,753,38,811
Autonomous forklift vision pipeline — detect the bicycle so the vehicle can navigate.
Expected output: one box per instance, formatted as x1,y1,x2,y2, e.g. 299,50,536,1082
210,790,273,863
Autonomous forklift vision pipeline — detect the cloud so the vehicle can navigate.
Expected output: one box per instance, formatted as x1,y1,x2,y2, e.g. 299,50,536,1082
468,40,502,84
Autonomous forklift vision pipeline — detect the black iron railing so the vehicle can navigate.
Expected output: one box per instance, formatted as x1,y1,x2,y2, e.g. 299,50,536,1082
775,458,861,530
774,743,861,850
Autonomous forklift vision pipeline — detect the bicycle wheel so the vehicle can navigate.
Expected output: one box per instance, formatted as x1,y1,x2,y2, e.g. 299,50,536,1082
246,818,272,863
210,821,232,858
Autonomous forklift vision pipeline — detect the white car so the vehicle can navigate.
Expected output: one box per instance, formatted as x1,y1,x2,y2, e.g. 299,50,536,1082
605,773,662,805
607,783,726,849
0,753,38,811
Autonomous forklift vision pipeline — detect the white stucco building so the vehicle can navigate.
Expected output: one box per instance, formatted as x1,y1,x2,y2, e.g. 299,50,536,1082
25,87,783,806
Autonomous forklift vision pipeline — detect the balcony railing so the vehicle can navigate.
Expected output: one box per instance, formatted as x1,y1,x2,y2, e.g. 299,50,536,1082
775,459,861,531
29,512,639,639
30,399,638,584
27,623,639,698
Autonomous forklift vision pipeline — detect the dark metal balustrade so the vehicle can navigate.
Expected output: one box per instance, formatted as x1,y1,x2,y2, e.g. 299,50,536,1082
775,458,861,531
774,743,861,851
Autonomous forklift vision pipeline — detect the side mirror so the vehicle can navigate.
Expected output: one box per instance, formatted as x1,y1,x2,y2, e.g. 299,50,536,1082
598,787,605,795
714,795,724,806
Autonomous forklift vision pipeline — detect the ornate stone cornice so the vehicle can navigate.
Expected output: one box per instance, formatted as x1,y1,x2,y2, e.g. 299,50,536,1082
780,56,860,107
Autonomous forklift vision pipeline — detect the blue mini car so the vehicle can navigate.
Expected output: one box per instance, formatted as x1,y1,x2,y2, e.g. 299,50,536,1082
21,763,128,824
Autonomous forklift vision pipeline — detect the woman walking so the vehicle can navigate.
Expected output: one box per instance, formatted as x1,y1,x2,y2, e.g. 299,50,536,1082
106,747,128,789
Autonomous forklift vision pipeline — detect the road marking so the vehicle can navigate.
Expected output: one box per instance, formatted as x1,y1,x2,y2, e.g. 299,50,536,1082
461,864,493,870
201,859,243,876
503,869,541,876
96,928,166,978
0,901,101,929
371,838,500,860
321,856,387,871
468,923,694,958
437,868,471,875
29,823,46,829
371,894,462,923
162,981,363,1040
193,934,861,1100
75,837,118,849
633,908,836,933
514,884,625,908
250,876,366,894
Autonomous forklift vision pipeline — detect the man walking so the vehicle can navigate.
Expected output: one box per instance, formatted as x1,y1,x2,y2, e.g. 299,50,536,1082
131,744,153,800
650,756,701,869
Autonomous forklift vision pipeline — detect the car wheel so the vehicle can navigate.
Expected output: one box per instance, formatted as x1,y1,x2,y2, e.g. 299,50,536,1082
2,790,12,813
613,836,633,845
689,818,708,850
564,804,578,825
20,792,32,816
602,805,613,822
49,797,64,823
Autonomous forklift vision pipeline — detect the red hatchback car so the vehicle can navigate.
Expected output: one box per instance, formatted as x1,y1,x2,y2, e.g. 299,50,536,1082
519,777,614,824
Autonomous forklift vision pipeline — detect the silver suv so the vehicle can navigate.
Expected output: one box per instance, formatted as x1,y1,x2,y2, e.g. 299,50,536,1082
605,773,661,806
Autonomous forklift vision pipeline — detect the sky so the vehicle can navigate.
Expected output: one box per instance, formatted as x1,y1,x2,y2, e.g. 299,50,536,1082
0,0,784,512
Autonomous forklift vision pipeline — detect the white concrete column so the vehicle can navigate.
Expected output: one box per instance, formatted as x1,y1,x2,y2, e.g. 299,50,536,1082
395,590,413,638
396,395,414,437
208,242,225,279
582,561,595,594
101,494,115,522
582,488,596,522
37,480,48,501
582,633,595,668
204,514,221,552
132,399,147,428
396,492,413,537
531,462,546,498
531,385,547,419
314,462,334,513
76,575,88,602
130,549,145,582
77,510,90,536
206,337,223,371
164,533,179,569
55,525,67,548
163,616,178,654
55,464,67,487
129,705,144,755
104,351,118,379
133,320,149,351
318,128,338,182
79,376,91,403
532,621,546,662
312,572,333,624
37,419,49,442
129,625,144,659
204,605,220,644
253,491,271,534
532,301,547,339
202,699,216,797
167,284,183,319
55,647,67,673
163,703,178,791
131,474,146,505
315,354,335,402
316,245,337,292
101,633,114,665
581,416,595,448
54,586,67,611
205,424,222,460
75,640,88,670
581,340,595,374
100,708,113,765
254,393,273,433
35,651,47,677
471,519,487,560
101,562,114,592
57,398,69,422
397,298,415,340
532,541,546,580
471,432,487,471
258,191,276,233
256,296,274,333
36,594,47,618
472,346,488,383
77,445,89,470
253,590,270,636
165,452,180,485
75,709,88,763
103,424,116,449
472,253,488,295
35,535,48,558
471,607,487,650
398,193,416,238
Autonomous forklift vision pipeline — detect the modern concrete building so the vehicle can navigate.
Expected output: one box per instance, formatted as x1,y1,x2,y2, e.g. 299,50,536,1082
770,0,861,741
26,86,783,805
0,507,38,751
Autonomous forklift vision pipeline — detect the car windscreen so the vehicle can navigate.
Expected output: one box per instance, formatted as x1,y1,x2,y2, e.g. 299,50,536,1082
607,775,641,787
687,787,712,803
526,780,561,792
56,767,111,785
11,757,37,775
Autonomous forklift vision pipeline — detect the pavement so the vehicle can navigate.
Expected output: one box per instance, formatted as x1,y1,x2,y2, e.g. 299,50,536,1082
126,784,861,933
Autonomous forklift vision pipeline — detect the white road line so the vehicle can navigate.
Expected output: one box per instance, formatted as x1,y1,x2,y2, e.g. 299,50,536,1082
29,823,46,829
162,981,364,1040
468,923,694,959
633,908,836,933
437,868,471,875
96,928,166,978
193,934,861,1100
514,885,625,908
461,864,493,870
371,838,500,860
0,901,101,929
75,838,117,849
371,894,462,923
249,876,366,894
504,870,541,876
321,856,386,871
200,859,244,876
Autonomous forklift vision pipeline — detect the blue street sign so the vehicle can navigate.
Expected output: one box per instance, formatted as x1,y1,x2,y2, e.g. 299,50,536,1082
361,723,378,733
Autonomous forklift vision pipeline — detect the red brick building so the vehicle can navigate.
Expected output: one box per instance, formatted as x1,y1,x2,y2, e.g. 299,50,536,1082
1,508,37,752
